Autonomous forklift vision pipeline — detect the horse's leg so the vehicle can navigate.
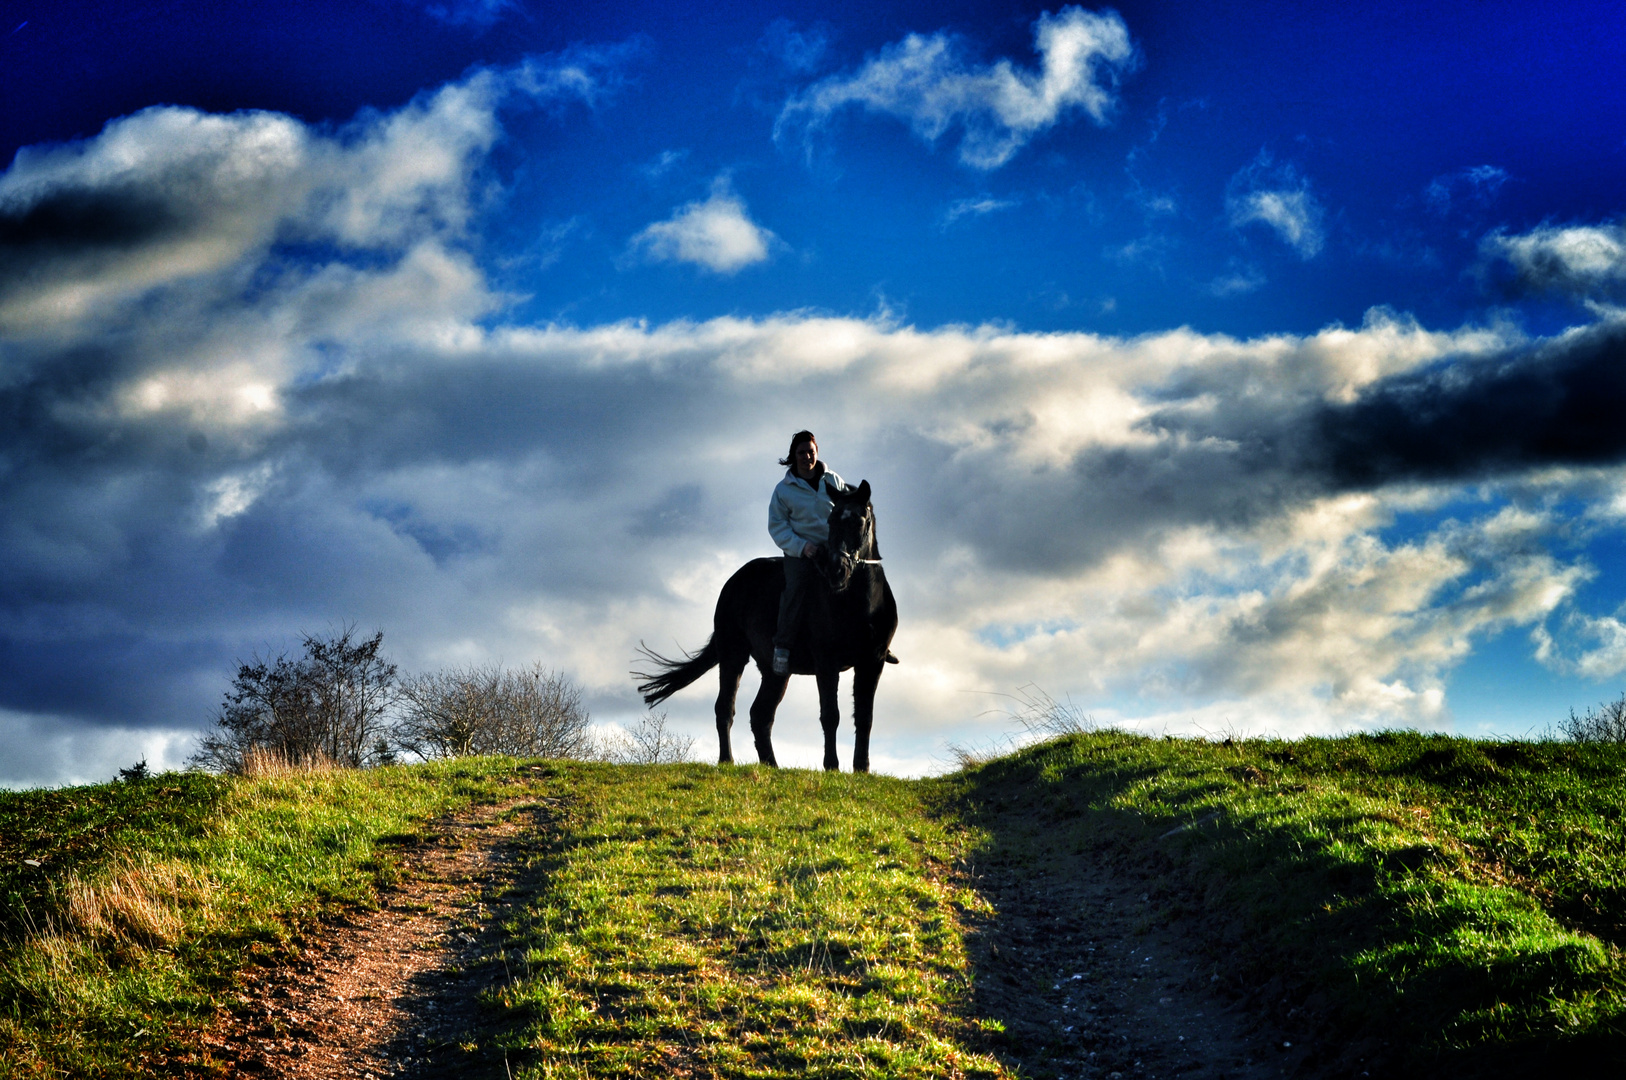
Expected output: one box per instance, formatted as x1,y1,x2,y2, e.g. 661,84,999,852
748,672,789,767
816,668,841,772
715,657,744,765
850,660,883,774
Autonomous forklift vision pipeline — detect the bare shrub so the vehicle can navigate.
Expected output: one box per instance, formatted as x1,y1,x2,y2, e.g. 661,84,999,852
1559,691,1626,743
600,711,695,765
395,663,593,760
191,626,397,773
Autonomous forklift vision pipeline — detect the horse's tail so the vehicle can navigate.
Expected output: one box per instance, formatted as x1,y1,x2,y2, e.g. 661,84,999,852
634,637,720,706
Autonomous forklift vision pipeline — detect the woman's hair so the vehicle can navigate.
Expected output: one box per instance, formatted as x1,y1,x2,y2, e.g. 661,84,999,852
778,430,817,467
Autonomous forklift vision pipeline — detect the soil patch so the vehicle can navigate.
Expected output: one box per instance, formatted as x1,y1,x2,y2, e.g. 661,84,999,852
960,858,1304,1080
194,793,558,1078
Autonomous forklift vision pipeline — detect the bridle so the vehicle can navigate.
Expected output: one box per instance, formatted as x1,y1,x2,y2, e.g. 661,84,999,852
820,503,882,591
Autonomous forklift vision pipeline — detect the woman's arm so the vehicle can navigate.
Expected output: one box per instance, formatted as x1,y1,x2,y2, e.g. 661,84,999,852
768,486,805,556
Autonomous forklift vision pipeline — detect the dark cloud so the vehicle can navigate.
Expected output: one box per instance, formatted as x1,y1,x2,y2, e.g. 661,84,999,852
1316,322,1626,488
364,500,493,564
0,185,182,257
881,321,1626,578
0,633,225,720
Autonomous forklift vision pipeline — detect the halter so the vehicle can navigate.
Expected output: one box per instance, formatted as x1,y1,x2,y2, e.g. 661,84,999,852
819,504,883,591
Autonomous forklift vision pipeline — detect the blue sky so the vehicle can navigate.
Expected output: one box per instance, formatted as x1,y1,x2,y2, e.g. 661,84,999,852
4,0,1626,784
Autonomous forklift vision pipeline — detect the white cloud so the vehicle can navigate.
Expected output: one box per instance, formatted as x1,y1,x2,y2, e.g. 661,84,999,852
629,176,777,273
1533,609,1626,680
641,148,689,179
776,6,1137,169
1481,221,1626,298
0,50,632,334
197,464,276,530
1227,153,1325,259
759,19,831,75
1207,264,1265,296
0,709,198,789
418,0,516,28
941,196,1019,227
1426,164,1509,215
7,59,1626,785
1109,232,1173,268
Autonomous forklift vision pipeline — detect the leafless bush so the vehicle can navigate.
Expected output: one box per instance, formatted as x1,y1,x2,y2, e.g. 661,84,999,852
1559,691,1626,743
395,663,593,760
599,711,695,765
191,626,396,774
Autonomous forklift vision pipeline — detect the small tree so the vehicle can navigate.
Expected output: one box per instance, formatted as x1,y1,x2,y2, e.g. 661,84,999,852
600,711,695,765
1560,691,1626,743
191,626,397,773
395,663,593,760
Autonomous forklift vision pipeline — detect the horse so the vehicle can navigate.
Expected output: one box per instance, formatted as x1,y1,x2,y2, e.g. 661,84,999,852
635,480,898,772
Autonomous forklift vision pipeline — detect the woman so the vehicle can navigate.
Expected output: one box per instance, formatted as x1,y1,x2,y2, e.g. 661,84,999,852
767,430,845,676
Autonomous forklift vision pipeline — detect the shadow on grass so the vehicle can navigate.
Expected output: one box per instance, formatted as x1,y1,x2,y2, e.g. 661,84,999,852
936,731,1626,1079
384,801,568,1079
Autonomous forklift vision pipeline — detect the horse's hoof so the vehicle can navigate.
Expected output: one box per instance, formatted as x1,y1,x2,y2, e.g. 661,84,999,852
823,759,840,772
853,760,870,774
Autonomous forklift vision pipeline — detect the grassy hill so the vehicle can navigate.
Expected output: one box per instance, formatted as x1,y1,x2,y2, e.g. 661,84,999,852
2,732,1623,1077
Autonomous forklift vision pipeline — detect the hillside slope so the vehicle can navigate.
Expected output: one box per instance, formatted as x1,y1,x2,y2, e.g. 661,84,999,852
933,730,1626,1075
2,733,1623,1077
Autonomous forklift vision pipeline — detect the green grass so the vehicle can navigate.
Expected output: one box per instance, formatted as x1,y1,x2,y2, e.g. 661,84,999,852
5,733,1626,1077
0,773,230,943
483,761,1006,1079
0,758,534,1078
933,729,1626,1073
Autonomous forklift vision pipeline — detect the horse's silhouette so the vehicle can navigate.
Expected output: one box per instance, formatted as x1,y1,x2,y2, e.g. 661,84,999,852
636,481,897,772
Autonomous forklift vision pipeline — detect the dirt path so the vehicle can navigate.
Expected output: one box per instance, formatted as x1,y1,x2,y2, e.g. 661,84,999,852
195,794,557,1078
194,781,1303,1080
959,859,1303,1080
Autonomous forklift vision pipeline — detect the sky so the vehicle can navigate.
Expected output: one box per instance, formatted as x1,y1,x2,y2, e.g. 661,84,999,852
4,0,1626,786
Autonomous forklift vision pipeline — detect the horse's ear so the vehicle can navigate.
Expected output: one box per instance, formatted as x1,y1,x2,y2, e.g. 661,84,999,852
856,479,871,503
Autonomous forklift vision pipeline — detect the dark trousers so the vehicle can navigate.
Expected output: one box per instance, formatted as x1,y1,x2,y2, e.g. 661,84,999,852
773,556,816,651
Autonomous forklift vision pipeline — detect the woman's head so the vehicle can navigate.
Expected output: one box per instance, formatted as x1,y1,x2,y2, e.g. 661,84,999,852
778,430,818,476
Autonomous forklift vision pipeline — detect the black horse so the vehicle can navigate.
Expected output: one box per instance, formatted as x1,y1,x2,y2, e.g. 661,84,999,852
636,481,897,772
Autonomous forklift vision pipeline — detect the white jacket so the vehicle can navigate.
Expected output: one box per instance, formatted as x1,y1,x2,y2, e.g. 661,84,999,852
768,466,845,557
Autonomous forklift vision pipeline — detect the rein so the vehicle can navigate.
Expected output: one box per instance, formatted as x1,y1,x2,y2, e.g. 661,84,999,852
817,499,882,588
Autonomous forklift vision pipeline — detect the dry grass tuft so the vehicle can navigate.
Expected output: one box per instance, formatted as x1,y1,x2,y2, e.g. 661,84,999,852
240,746,340,778
60,857,209,948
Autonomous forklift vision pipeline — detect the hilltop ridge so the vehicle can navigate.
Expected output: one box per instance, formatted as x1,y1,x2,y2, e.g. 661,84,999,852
2,733,1623,1077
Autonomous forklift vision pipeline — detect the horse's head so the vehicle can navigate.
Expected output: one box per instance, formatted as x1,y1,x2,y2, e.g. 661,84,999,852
823,480,879,593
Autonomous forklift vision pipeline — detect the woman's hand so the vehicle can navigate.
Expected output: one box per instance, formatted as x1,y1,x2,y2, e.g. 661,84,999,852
802,541,822,559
